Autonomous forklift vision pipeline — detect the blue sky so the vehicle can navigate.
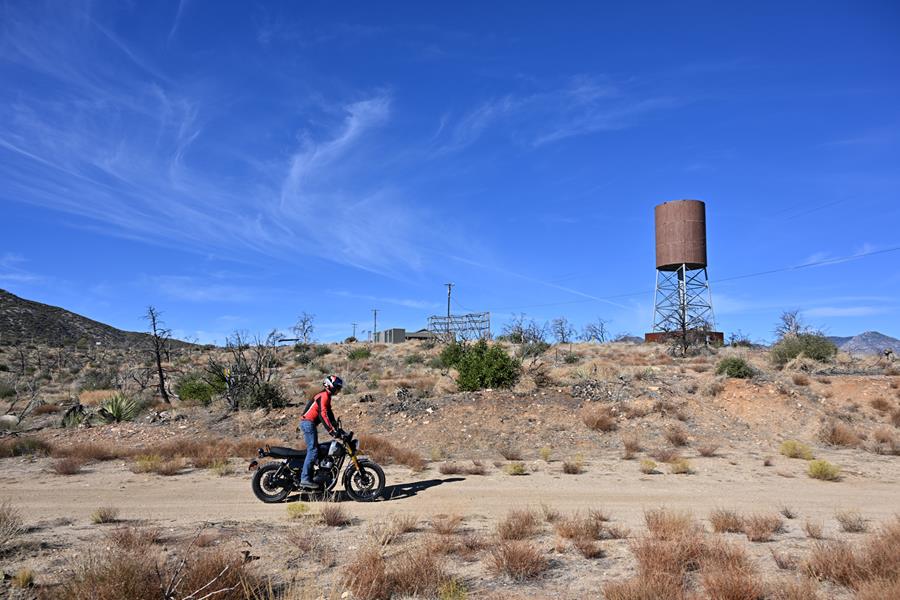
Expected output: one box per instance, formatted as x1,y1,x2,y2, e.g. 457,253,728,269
1,1,898,344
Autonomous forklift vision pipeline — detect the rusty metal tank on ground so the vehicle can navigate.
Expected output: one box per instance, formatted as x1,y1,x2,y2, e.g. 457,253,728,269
654,199,707,271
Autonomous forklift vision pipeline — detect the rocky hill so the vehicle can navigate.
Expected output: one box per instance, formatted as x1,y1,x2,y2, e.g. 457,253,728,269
832,331,899,356
0,288,152,348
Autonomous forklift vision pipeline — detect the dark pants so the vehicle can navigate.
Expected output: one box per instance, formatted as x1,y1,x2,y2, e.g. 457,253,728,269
300,420,318,482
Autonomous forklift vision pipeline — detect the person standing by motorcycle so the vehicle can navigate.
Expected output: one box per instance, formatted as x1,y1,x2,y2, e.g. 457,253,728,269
298,375,344,488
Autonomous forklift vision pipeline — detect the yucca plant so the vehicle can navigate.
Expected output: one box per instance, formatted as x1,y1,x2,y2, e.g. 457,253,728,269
98,393,139,423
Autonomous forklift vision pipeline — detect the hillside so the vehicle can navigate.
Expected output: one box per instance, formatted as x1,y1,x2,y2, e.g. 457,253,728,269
0,288,151,348
829,331,899,355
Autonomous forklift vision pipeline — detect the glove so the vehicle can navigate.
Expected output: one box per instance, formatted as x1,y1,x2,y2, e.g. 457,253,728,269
332,428,347,439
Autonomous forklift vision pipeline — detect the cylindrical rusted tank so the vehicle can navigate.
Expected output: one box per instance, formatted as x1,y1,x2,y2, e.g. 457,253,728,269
655,199,707,271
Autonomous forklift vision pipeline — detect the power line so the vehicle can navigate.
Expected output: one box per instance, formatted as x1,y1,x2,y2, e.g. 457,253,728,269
481,244,900,313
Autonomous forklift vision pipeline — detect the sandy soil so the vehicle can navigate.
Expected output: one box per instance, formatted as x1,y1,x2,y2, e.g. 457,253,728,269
2,440,897,598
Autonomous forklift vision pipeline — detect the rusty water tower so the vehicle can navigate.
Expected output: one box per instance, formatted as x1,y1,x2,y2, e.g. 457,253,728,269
645,200,723,344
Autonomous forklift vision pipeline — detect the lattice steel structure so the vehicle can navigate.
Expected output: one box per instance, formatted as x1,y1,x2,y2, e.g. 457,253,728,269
428,312,491,343
651,265,715,333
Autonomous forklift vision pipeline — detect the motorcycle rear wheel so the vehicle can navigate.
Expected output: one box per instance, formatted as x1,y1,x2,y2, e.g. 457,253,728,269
343,459,385,502
251,462,293,503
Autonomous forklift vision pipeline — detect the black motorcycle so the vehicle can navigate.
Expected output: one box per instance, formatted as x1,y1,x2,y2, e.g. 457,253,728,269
248,427,385,503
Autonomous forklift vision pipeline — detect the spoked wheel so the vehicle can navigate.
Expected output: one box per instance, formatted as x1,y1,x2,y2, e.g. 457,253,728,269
343,459,385,502
251,462,293,503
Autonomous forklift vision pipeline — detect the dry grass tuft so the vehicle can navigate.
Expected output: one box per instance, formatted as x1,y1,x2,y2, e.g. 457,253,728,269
496,442,524,461
771,548,798,570
489,541,549,581
285,524,336,566
819,420,860,447
603,574,684,600
639,458,658,474
0,436,53,458
431,514,463,536
438,462,463,475
33,403,61,415
0,501,23,551
792,373,810,386
780,440,814,460
803,520,824,540
562,458,584,474
359,434,425,471
91,506,119,524
497,509,541,540
697,443,719,457
503,462,527,476
644,508,698,540
709,509,744,533
573,538,604,559
664,424,689,447
856,578,900,600
700,565,762,599
106,526,162,551
319,504,351,527
834,509,867,533
804,540,860,587
668,458,693,474
286,502,311,520
622,434,642,459
53,441,125,462
780,505,797,519
870,397,892,412
582,404,618,431
743,514,784,542
52,457,85,475
650,447,681,463
12,568,34,588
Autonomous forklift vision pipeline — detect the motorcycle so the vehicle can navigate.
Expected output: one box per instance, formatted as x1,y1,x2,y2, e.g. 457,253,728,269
248,425,385,503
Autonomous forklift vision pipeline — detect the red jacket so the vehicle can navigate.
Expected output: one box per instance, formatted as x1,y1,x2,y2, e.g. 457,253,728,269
302,391,336,433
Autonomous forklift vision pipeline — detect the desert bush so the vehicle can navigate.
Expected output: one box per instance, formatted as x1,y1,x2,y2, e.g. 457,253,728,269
780,505,797,519
743,514,784,542
33,403,61,415
497,509,541,540
454,340,520,391
771,334,837,367
581,404,617,431
239,382,287,410
819,420,860,447
792,373,810,386
622,434,641,459
664,424,689,446
603,574,684,600
573,538,604,558
106,526,162,552
98,393,139,423
80,367,117,390
807,459,841,481
91,506,119,524
496,442,523,460
52,457,85,475
0,501,23,551
347,347,372,361
668,458,693,474
716,357,754,378
0,436,53,458
175,372,223,406
489,541,548,581
701,565,762,599
359,434,425,471
650,447,681,463
286,503,311,520
343,545,449,600
518,341,551,358
403,353,424,366
503,462,526,476
438,462,462,475
835,510,867,533
639,459,658,474
438,343,466,368
709,509,744,533
52,442,122,461
869,397,891,412
780,440,814,460
562,458,584,474
320,504,351,527
857,579,900,600
539,446,552,462
630,534,705,579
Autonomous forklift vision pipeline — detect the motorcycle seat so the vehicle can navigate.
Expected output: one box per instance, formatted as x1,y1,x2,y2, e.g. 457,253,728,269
267,446,307,458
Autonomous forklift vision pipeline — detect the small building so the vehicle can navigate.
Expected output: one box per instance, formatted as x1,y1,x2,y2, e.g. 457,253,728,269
374,328,406,344
405,328,437,341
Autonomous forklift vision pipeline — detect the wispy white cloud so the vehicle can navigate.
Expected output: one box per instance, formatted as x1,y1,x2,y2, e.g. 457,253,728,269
435,76,679,152
0,253,42,284
144,276,254,303
804,306,889,318
329,290,439,310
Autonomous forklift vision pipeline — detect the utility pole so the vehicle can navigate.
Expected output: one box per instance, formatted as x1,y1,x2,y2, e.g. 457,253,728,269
372,309,378,343
445,283,454,340
351,322,358,339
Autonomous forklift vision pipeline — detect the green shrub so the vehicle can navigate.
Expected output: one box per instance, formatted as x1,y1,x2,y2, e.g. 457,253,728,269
0,381,14,398
404,353,424,365
807,460,841,481
563,352,579,364
314,345,332,357
504,462,527,476
0,364,8,372
455,340,520,392
239,383,288,410
81,368,117,391
99,394,139,423
439,343,466,369
175,373,221,406
770,334,837,368
347,347,372,361
519,341,550,358
0,437,53,458
780,440,814,460
716,357,754,378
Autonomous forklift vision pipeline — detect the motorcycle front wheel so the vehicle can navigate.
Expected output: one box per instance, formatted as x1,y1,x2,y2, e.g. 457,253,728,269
251,462,293,503
343,459,385,502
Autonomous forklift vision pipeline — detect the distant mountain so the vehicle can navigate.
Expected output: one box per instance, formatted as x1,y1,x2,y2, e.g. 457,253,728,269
0,288,154,348
829,331,899,355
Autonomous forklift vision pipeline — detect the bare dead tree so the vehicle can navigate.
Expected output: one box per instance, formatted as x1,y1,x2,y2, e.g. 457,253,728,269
292,312,316,344
208,330,284,411
581,318,610,343
551,317,576,345
144,306,172,404
774,310,806,340
502,313,549,344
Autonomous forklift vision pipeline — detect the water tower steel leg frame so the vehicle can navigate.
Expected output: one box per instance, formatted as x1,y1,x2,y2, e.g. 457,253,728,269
651,264,715,333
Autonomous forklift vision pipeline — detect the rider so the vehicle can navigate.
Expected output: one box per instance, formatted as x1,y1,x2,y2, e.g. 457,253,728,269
298,375,344,488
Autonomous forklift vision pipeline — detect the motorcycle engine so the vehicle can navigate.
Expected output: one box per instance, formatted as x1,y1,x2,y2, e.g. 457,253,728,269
319,458,334,470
